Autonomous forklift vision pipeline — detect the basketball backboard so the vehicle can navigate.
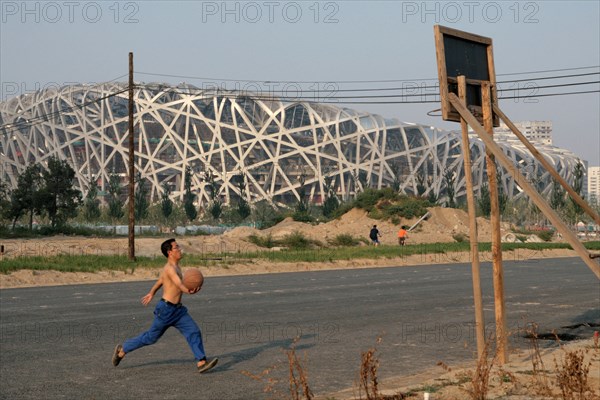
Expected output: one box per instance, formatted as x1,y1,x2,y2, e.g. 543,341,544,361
434,25,499,126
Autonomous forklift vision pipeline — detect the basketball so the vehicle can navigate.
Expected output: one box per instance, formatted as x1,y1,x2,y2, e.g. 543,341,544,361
183,268,204,291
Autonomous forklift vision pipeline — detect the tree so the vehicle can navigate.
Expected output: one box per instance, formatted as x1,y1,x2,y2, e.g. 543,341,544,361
107,172,125,220
477,167,507,217
0,179,10,223
183,166,198,221
391,163,402,192
84,176,101,221
8,164,44,229
203,168,222,221
443,168,456,208
351,170,366,199
161,183,173,220
426,177,438,205
567,161,585,222
496,168,508,216
38,156,82,228
293,173,311,222
477,182,491,216
550,179,566,211
208,200,222,221
134,172,149,221
416,172,427,197
234,171,251,221
322,177,339,218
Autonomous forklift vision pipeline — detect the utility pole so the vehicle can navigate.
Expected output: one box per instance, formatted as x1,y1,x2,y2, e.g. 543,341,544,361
128,52,135,261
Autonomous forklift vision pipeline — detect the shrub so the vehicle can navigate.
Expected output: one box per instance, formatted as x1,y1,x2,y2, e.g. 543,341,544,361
248,233,277,248
329,234,361,247
515,234,528,243
292,210,313,223
333,190,432,221
453,232,468,243
280,231,320,250
354,188,398,211
330,202,354,220
536,230,554,242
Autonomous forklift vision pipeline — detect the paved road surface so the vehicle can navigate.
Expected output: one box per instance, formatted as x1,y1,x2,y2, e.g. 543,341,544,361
1,257,598,399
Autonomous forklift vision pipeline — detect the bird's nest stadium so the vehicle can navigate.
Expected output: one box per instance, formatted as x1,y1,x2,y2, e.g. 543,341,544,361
0,83,582,208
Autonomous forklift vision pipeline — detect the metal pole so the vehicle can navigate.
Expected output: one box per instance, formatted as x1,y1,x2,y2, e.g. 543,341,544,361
128,52,135,261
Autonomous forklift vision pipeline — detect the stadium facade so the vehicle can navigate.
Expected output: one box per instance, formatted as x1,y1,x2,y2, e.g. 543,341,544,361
0,83,583,208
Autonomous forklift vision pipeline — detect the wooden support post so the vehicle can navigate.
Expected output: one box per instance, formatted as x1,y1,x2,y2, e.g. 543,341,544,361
492,105,600,226
458,76,486,359
448,93,600,279
128,52,136,262
482,82,508,364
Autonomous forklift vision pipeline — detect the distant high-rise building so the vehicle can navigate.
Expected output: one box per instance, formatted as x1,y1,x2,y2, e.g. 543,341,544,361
588,166,600,206
495,120,553,145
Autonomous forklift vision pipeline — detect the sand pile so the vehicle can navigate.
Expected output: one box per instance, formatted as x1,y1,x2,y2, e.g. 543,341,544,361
252,206,505,246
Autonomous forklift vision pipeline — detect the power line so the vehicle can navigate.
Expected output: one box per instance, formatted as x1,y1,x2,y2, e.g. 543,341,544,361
2,74,598,134
498,89,600,100
135,79,599,100
497,72,599,84
498,80,600,92
135,65,599,85
496,65,599,77
0,87,129,135
136,71,599,95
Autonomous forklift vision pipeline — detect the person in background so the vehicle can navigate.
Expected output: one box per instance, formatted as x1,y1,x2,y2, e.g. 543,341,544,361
369,225,381,246
397,225,408,246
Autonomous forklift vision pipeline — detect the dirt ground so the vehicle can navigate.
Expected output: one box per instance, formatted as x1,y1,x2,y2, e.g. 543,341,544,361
326,337,600,400
1,207,597,399
0,207,577,289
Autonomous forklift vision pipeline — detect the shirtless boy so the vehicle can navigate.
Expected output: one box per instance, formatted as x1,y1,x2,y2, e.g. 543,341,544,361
112,238,218,373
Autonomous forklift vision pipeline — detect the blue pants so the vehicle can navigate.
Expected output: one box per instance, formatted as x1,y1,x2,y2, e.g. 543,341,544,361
123,299,206,361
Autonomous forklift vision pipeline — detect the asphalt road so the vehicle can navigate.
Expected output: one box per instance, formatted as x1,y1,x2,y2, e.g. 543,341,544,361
1,257,598,399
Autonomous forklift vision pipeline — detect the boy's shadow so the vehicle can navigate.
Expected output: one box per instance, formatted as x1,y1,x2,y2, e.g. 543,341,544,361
217,335,316,371
124,334,316,371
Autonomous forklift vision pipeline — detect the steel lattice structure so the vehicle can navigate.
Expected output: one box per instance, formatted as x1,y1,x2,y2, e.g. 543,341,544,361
0,83,582,207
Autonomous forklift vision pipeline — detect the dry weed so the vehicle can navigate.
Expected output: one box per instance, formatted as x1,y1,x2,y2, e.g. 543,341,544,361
241,338,313,400
462,337,496,400
553,346,596,400
357,337,382,400
525,322,553,396
495,368,520,396
287,344,313,400
241,363,282,399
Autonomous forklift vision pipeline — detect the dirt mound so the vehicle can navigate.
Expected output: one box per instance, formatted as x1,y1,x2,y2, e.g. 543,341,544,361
223,226,260,239
263,217,317,239
410,207,506,243
246,206,508,246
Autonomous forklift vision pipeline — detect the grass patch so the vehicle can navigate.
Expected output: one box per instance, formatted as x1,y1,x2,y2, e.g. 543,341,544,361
2,241,598,274
0,255,162,274
247,231,322,250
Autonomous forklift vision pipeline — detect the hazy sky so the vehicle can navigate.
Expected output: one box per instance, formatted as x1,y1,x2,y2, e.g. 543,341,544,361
1,0,598,165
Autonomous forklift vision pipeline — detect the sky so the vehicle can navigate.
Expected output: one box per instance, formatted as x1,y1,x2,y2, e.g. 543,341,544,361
1,0,599,165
